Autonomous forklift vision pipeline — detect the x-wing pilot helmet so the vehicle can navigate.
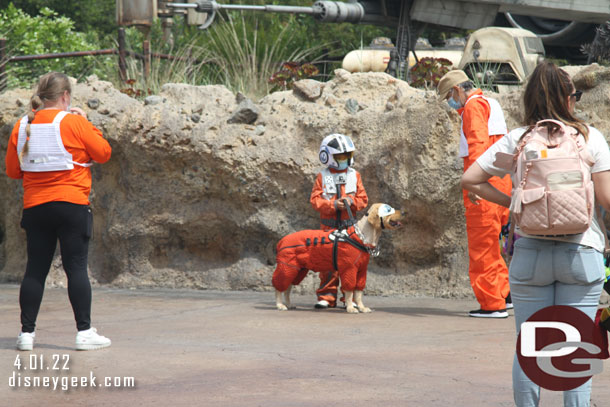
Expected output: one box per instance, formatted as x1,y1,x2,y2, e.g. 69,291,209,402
318,133,355,170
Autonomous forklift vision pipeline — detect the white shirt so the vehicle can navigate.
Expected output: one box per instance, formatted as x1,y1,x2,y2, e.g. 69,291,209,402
477,125,610,252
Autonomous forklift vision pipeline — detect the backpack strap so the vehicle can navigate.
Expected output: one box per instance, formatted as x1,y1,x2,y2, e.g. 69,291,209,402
515,131,535,156
562,124,594,167
510,135,535,215
573,133,595,167
578,143,594,167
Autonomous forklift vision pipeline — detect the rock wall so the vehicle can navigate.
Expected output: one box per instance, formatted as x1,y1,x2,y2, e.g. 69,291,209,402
1,65,608,297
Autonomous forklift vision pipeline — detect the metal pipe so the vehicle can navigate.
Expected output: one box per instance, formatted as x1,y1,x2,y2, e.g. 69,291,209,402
143,40,151,82
166,1,397,29
167,3,198,8
8,49,117,62
0,38,6,92
215,4,316,14
118,28,127,82
4,47,199,64
168,2,316,15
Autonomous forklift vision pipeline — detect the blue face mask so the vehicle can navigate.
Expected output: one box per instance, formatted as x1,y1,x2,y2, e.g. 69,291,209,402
447,97,462,110
336,159,349,170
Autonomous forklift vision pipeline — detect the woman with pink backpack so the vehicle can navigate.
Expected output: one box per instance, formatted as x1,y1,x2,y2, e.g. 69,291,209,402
461,61,610,406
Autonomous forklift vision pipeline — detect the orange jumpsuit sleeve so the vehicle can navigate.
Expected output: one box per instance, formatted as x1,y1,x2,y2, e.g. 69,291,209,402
310,171,368,217
461,97,491,171
310,173,337,217
5,121,23,179
347,172,368,212
70,115,112,164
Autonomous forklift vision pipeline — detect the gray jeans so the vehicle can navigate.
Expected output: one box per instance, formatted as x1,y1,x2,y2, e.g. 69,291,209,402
509,237,605,407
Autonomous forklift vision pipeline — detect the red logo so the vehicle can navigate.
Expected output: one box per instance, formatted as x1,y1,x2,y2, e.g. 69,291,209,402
516,306,605,391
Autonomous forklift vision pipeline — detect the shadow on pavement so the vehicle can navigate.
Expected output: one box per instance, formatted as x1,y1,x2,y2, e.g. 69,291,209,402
374,306,470,318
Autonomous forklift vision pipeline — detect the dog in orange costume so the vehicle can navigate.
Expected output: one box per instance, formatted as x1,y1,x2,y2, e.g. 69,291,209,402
272,203,403,313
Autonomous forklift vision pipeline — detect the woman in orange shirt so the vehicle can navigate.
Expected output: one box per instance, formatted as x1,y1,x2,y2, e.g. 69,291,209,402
5,72,112,351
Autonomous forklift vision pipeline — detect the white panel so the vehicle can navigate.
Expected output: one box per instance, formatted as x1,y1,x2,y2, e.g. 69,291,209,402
411,0,499,30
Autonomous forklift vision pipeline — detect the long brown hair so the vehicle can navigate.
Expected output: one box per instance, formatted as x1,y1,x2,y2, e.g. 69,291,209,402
522,61,588,140
19,72,71,162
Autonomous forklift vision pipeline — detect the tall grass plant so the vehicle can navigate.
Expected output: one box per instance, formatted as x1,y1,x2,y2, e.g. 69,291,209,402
201,13,324,98
93,34,217,97
98,14,323,99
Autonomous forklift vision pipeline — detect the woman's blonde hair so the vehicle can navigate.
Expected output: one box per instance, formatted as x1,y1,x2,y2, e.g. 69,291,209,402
522,61,588,140
19,72,71,162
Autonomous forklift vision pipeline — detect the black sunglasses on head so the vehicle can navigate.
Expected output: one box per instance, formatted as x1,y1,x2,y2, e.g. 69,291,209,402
571,90,583,102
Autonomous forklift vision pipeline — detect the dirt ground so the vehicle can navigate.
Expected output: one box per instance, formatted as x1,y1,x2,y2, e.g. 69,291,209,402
0,285,609,407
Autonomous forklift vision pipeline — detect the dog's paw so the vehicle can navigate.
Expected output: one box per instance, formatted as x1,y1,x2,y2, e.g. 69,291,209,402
276,304,288,311
359,307,372,313
346,307,359,314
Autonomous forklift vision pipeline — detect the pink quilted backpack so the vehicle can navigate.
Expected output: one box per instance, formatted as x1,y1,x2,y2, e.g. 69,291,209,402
509,119,595,236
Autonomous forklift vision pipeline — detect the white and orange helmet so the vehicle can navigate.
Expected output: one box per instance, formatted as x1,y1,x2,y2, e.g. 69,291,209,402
318,133,355,169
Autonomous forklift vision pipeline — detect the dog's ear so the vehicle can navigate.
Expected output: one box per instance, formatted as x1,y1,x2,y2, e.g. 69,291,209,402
367,203,382,229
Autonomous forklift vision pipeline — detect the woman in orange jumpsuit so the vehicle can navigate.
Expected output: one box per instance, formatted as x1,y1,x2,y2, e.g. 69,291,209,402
438,70,512,318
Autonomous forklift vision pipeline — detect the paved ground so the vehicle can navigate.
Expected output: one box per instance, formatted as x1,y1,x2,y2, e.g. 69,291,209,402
0,284,609,407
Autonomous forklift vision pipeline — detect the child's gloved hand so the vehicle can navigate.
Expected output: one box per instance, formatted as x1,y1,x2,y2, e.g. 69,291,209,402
336,198,351,210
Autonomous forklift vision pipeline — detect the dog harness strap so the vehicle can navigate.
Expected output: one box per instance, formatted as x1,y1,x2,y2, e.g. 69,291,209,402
335,185,343,229
343,202,357,227
321,218,356,228
341,236,370,253
332,238,339,271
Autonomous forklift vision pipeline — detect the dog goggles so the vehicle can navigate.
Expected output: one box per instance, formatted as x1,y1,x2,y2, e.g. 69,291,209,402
378,204,396,218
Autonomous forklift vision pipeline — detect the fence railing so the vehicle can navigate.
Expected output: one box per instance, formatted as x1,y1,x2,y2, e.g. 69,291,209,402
0,28,202,92
0,28,344,92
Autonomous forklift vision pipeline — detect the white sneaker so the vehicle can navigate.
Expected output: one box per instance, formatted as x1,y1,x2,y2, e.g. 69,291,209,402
469,309,509,318
315,300,330,309
16,332,35,351
75,328,111,351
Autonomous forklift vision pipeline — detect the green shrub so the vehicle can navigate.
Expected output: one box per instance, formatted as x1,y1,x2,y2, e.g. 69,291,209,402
0,4,110,89
6,0,116,39
197,13,323,98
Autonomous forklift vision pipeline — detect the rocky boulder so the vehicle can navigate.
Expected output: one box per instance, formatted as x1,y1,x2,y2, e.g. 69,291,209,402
2,66,609,298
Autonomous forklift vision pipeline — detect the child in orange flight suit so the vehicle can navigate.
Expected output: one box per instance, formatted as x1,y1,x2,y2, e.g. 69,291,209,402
310,133,368,308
